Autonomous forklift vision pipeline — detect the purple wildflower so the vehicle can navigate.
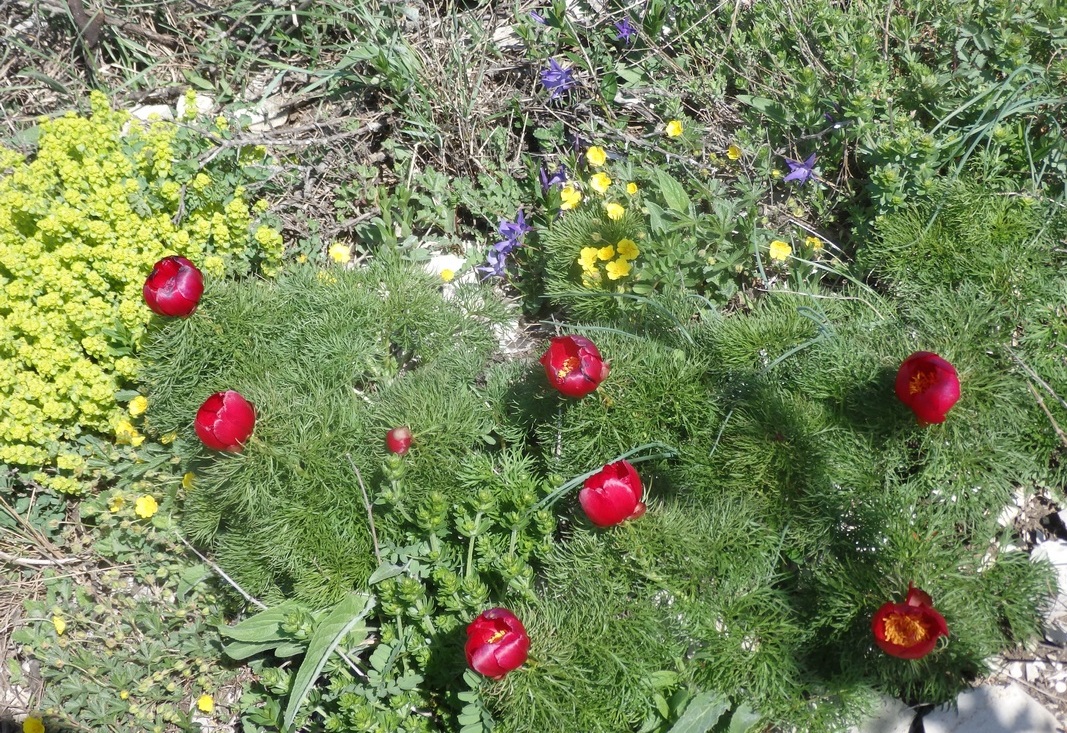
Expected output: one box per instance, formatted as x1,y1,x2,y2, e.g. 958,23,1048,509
541,59,576,100
539,165,568,191
530,10,546,24
783,153,817,185
478,248,508,279
614,17,636,43
498,210,532,243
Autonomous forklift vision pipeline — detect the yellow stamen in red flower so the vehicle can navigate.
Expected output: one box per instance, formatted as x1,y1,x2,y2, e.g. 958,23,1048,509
909,369,936,395
882,611,930,647
487,629,507,644
557,356,580,380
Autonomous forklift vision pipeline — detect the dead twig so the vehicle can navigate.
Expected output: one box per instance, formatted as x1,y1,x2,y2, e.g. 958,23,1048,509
0,549,83,568
347,454,381,565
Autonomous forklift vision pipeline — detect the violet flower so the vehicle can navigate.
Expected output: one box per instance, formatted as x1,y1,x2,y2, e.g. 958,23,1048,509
614,17,636,43
539,165,568,191
541,59,576,100
495,210,533,256
783,153,817,184
478,248,508,279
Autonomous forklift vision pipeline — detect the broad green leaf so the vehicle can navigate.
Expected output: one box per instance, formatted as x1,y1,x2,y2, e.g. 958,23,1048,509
368,562,406,585
282,591,375,732
221,639,285,661
654,170,691,214
726,702,761,732
645,199,668,235
218,600,303,644
735,94,789,127
667,691,729,733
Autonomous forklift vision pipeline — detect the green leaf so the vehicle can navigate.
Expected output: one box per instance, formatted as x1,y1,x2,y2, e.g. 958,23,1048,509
726,703,761,732
219,600,304,644
734,94,789,127
654,170,691,214
666,691,729,733
648,670,680,689
282,591,375,732
222,639,286,661
367,563,406,585
645,199,668,235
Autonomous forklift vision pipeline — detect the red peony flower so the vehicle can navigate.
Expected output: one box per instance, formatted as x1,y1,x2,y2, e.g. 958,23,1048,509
143,256,205,318
579,459,646,527
465,608,530,679
539,335,610,398
894,351,960,425
385,426,412,455
195,390,256,452
871,583,949,659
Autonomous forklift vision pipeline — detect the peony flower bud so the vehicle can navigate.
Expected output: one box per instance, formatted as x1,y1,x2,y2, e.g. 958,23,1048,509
894,351,960,425
539,335,610,398
465,607,530,679
143,256,204,318
579,459,645,527
386,426,412,455
195,390,256,452
871,583,949,659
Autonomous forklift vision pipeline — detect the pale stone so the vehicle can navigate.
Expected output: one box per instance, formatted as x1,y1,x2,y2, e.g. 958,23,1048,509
129,104,173,122
923,683,1060,733
1031,540,1067,645
847,695,914,733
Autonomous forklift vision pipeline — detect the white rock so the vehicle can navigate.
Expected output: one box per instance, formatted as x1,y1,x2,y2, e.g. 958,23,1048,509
923,683,1060,733
847,694,915,733
1031,539,1067,645
176,92,214,120
129,104,174,122
233,97,288,132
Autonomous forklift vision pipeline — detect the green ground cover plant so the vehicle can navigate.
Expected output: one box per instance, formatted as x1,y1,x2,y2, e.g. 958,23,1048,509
0,91,282,495
2,0,1066,731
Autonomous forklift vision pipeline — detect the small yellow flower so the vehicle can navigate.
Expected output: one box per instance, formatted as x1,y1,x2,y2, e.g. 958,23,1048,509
23,717,45,733
296,253,308,264
769,240,792,262
440,268,455,282
585,146,607,167
578,247,600,274
560,184,582,211
604,202,625,221
626,182,638,195
160,432,177,445
128,395,148,417
726,144,742,160
616,238,640,260
108,495,126,513
665,119,684,138
119,690,130,700
589,172,612,195
771,169,782,179
804,235,824,251
52,615,67,635
134,495,159,519
328,243,352,264
115,420,145,448
196,694,215,714
182,472,195,490
597,246,615,261
605,258,632,280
